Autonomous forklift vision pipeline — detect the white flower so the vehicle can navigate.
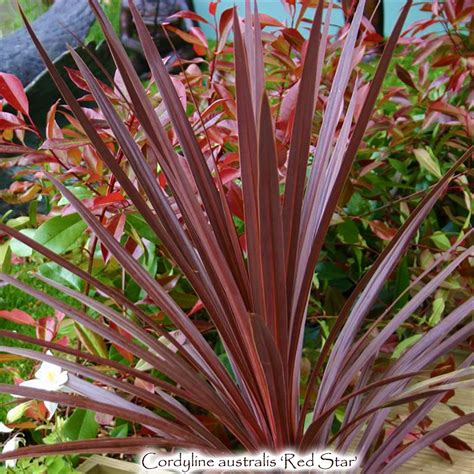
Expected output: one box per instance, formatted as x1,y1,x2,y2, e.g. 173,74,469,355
0,423,13,433
2,433,24,469
19,351,68,419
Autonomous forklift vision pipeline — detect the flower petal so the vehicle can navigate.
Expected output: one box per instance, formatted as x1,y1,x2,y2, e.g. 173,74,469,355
19,378,48,390
0,422,13,433
35,360,63,381
2,433,24,468
56,371,68,387
44,401,58,419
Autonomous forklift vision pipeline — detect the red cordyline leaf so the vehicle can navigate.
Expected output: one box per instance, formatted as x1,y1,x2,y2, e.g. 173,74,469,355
300,2,460,436
1,0,472,466
0,72,29,116
362,353,474,472
66,4,258,440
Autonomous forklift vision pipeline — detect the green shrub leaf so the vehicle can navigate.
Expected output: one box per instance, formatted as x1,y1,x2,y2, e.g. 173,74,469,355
35,214,87,254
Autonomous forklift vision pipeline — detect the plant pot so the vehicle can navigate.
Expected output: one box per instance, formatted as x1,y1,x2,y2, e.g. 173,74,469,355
78,455,143,474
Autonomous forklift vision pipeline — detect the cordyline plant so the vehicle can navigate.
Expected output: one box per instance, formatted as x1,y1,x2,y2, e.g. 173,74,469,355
0,0,472,470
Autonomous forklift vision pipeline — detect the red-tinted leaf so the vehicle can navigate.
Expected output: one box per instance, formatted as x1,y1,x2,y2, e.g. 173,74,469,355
193,44,207,56
0,310,35,326
36,317,57,342
448,405,466,417
209,1,218,16
134,377,154,393
281,28,305,50
165,25,208,48
432,54,459,68
220,167,240,185
101,213,126,262
188,300,204,316
429,443,453,463
191,26,208,48
431,356,455,377
92,192,125,209
41,137,90,150
0,143,40,155
226,182,244,220
0,111,26,129
109,321,134,363
65,67,91,92
168,10,209,25
429,100,465,119
258,14,284,28
0,73,29,115
368,220,398,241
440,389,455,403
65,67,113,96
442,435,473,451
218,7,234,52
395,64,418,90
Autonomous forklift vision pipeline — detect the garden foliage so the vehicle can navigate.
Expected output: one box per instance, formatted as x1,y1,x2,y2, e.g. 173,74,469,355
0,0,472,471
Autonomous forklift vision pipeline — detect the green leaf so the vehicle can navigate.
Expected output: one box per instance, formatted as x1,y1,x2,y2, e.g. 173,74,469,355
419,249,434,269
345,192,371,215
0,242,12,273
394,257,409,309
10,228,36,257
45,457,69,474
414,148,441,178
388,158,408,175
430,231,451,251
218,353,236,381
64,409,98,441
57,186,93,205
6,216,29,229
38,262,84,292
110,423,129,438
35,214,87,254
75,323,108,358
429,292,446,326
337,220,359,244
28,199,38,227
392,334,422,359
127,213,160,244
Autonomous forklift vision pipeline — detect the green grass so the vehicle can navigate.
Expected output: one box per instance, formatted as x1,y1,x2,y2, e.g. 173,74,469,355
0,0,50,38
85,0,121,43
0,0,120,40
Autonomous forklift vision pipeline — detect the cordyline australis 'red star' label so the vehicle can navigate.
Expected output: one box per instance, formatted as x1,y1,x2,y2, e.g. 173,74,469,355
139,450,359,472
